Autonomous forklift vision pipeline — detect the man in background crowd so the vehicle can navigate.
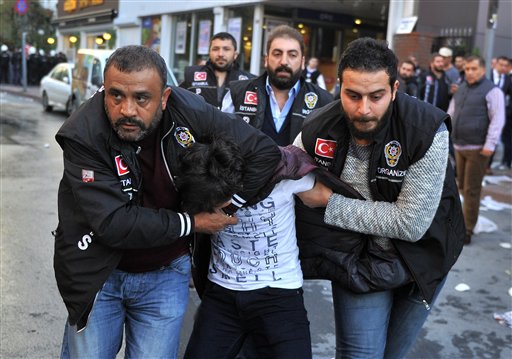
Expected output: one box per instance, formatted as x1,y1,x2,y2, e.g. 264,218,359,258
180,32,254,108
420,52,451,112
491,56,512,170
448,56,505,244
439,46,460,86
222,25,332,146
397,59,418,97
454,55,466,83
303,56,327,90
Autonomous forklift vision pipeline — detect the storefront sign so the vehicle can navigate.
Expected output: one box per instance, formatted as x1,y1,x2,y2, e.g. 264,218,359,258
142,16,161,53
227,17,242,52
197,20,212,55
63,0,104,13
396,16,418,34
175,21,187,55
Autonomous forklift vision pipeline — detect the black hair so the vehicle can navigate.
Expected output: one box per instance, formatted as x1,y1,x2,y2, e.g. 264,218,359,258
400,59,416,70
266,25,305,56
103,45,168,90
338,37,398,89
497,55,510,64
175,134,245,215
465,55,485,68
210,32,238,51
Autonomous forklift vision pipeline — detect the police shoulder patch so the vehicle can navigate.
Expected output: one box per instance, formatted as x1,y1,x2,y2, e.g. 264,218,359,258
174,127,195,148
384,140,402,167
304,92,318,109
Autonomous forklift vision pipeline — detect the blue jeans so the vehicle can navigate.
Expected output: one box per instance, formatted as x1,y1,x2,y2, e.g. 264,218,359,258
332,276,447,359
60,255,191,359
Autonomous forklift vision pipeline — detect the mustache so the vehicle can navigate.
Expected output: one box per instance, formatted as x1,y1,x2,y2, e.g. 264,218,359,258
115,117,145,129
275,65,293,74
354,116,377,123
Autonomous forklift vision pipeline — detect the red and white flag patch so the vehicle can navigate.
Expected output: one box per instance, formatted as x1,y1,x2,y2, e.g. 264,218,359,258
115,155,130,176
82,169,94,183
314,138,337,159
244,91,258,105
193,72,207,81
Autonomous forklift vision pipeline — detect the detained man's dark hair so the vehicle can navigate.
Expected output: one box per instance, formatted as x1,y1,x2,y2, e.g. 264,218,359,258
104,45,168,90
210,32,238,51
338,37,398,89
175,134,245,215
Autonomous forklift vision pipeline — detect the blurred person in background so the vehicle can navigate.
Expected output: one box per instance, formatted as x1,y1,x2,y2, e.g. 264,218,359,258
439,46,460,87
420,52,451,112
180,32,254,109
491,56,512,170
448,56,505,244
397,59,418,97
303,56,327,90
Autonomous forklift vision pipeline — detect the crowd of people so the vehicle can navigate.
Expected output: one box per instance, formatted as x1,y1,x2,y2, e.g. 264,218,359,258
49,25,509,359
0,44,67,85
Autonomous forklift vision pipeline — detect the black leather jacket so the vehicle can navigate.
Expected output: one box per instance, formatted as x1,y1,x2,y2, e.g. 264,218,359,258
180,60,254,108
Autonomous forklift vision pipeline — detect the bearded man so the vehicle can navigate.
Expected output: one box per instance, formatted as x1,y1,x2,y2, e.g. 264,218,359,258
222,25,332,146
294,38,465,359
180,32,255,108
54,45,280,359
419,52,452,111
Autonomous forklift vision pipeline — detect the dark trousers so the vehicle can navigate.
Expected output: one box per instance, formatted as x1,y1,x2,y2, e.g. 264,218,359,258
184,281,312,359
501,114,512,167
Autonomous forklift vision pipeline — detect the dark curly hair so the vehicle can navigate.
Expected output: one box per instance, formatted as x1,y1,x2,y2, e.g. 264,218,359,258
175,134,245,214
338,37,398,89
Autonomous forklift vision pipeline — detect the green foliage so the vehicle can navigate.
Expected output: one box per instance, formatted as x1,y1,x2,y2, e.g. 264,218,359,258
0,0,55,52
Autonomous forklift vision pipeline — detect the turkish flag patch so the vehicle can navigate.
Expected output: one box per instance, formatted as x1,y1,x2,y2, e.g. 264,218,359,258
244,91,258,105
82,169,94,183
115,155,130,176
193,72,207,81
314,138,337,159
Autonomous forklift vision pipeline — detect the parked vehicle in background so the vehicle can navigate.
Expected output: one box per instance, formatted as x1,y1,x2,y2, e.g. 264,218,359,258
40,62,74,115
70,49,114,114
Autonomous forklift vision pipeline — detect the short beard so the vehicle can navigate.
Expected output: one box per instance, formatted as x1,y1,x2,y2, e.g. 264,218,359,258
106,105,162,142
346,100,393,142
211,60,233,73
268,65,301,90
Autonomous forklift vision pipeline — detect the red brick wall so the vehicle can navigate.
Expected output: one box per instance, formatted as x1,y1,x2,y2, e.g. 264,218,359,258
393,32,436,70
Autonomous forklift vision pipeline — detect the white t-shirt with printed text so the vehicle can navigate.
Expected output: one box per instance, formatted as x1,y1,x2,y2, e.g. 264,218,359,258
208,174,315,291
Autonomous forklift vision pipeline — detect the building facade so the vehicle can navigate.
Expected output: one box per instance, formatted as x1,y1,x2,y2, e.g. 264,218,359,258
52,0,511,90
112,0,388,90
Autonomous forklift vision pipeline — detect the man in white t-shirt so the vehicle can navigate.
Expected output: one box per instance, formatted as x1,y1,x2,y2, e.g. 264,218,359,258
175,135,323,359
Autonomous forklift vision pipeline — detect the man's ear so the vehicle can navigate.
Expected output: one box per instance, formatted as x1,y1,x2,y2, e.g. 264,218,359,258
264,55,268,68
392,80,399,101
161,87,172,110
234,51,239,61
301,56,305,70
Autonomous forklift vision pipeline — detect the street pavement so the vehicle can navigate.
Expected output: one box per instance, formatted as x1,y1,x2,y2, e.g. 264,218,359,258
1,84,511,358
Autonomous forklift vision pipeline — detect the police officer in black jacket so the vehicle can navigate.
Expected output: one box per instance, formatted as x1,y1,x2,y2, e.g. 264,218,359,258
222,25,332,146
53,45,280,359
180,32,255,108
295,38,465,359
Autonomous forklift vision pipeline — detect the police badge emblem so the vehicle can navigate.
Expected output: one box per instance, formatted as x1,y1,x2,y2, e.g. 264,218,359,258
384,140,402,167
174,127,195,148
304,92,318,109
